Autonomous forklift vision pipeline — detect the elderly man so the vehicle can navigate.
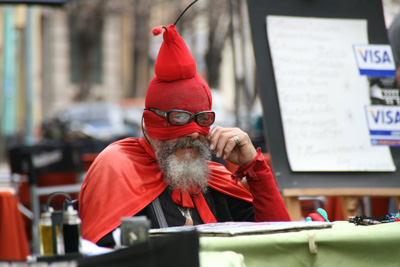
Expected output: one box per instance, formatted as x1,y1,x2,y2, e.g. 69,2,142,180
79,21,290,248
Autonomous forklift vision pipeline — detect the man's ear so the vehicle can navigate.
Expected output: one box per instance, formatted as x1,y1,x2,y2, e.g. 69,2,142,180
141,116,152,146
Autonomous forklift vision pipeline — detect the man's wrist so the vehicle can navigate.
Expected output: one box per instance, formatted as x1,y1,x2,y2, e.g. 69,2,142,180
231,148,266,181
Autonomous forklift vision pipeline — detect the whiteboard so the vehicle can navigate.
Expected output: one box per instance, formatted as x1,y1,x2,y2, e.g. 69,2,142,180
266,16,396,172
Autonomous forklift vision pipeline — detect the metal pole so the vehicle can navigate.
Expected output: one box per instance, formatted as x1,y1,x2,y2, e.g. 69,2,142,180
24,6,34,145
1,7,18,163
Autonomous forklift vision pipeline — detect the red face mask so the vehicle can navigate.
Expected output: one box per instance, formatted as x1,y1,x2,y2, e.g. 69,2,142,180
144,73,212,140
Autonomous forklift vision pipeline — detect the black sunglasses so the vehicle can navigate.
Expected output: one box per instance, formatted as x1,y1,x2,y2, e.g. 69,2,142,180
145,108,215,126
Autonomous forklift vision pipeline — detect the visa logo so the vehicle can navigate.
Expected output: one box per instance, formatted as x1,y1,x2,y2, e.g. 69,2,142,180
353,44,396,77
357,49,392,64
366,105,400,143
369,109,400,124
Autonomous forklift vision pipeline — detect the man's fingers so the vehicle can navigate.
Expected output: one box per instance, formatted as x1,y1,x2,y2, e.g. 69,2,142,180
208,126,242,159
221,137,238,159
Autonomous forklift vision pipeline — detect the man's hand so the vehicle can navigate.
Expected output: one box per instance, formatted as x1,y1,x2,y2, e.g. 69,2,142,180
208,126,257,167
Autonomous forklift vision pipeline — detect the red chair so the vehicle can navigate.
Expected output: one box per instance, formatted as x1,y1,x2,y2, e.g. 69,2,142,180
8,142,83,255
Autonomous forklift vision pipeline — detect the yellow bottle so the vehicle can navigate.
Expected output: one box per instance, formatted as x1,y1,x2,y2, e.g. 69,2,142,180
39,212,53,256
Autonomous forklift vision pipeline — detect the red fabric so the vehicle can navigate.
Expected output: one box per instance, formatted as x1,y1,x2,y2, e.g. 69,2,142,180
154,24,196,81
232,148,291,222
325,197,344,221
79,137,251,243
371,197,390,216
193,193,217,223
144,73,212,140
171,189,217,223
172,189,194,208
0,191,30,260
152,26,163,36
144,23,212,140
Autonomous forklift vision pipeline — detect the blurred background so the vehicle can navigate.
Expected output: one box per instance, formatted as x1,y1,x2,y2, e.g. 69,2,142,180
0,0,399,164
0,0,266,167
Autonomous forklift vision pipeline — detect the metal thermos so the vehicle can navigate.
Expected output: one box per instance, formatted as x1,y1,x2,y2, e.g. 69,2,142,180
62,206,82,254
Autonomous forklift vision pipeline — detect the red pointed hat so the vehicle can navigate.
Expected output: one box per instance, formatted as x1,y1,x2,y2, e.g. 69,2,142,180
154,24,197,81
144,2,213,140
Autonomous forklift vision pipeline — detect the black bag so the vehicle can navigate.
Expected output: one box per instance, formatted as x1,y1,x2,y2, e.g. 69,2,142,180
77,230,200,267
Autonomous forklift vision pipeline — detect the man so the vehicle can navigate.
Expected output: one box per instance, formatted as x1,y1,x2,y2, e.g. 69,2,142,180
79,22,290,248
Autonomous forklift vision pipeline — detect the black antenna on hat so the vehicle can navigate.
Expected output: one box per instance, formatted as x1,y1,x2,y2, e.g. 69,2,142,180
174,0,198,26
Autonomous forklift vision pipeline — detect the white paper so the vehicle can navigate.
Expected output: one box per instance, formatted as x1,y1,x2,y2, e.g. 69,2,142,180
266,16,395,171
82,238,114,256
150,221,332,236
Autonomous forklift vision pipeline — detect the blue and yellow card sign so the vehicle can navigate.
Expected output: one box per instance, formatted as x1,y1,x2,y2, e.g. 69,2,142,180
365,105,400,146
355,44,400,146
353,44,396,77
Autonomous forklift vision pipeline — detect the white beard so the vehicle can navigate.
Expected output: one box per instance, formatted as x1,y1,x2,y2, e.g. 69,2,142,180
154,138,211,192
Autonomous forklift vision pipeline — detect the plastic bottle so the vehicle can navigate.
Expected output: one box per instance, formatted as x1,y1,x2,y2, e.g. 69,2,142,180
62,206,82,254
39,212,54,256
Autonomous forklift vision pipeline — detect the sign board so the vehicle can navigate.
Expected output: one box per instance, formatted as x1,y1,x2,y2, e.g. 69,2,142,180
266,15,396,172
247,0,400,189
365,105,400,146
353,44,396,77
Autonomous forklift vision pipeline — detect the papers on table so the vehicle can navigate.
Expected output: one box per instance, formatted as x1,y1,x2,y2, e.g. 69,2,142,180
150,221,332,236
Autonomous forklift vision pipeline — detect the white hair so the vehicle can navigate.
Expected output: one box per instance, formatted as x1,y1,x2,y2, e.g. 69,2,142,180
153,138,211,192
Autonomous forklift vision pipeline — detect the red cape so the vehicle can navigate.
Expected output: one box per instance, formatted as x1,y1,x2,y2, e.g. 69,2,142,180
79,137,253,243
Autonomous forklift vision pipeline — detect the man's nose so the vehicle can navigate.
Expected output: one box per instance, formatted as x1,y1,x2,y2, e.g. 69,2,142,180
185,132,200,139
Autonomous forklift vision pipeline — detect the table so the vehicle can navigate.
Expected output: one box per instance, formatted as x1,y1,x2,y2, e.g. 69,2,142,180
0,189,30,261
199,221,400,266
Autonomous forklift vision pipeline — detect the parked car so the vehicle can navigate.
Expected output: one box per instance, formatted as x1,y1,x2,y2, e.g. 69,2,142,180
57,101,132,142
119,98,145,138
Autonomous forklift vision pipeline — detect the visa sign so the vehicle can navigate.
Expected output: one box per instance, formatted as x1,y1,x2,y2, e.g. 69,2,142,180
353,44,396,77
366,105,400,130
365,105,400,146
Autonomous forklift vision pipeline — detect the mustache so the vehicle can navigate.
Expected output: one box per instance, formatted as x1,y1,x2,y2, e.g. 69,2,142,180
169,139,206,153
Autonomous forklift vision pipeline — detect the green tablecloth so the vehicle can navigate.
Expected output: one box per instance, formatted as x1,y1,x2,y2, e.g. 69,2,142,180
200,221,400,267
199,251,245,267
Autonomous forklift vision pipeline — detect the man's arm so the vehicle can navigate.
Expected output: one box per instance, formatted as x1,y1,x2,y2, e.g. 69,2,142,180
232,148,291,221
208,126,291,221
